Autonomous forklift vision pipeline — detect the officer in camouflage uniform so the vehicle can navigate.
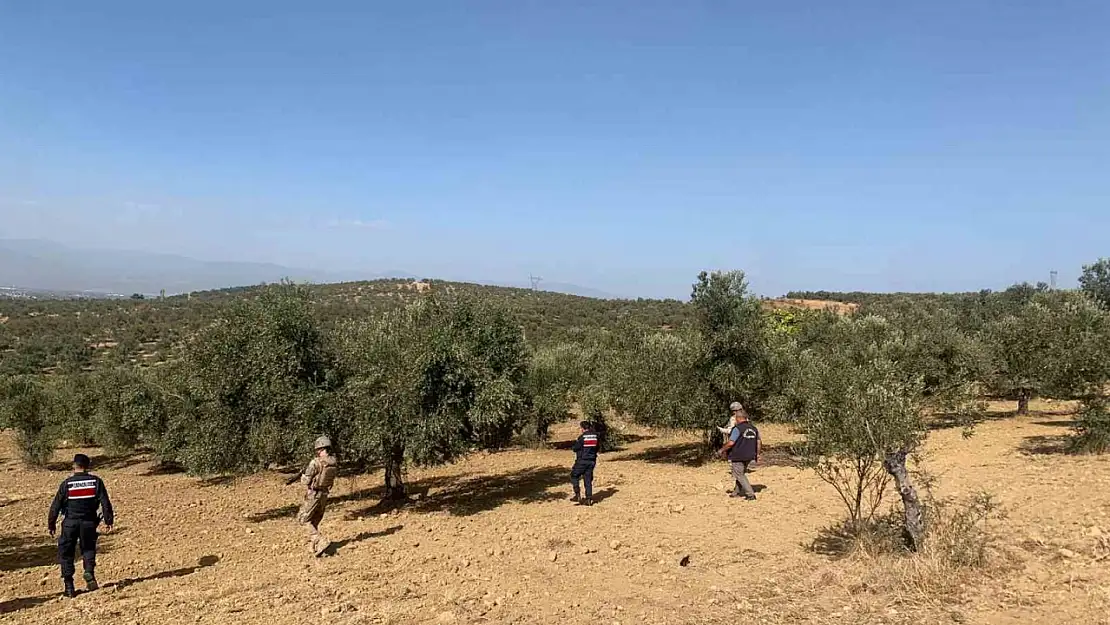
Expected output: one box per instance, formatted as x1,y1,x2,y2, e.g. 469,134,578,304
287,436,338,557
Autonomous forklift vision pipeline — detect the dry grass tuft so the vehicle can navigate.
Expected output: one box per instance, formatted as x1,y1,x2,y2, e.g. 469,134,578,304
811,492,1013,606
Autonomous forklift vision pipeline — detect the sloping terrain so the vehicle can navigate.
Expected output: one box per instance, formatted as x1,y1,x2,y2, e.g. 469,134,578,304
3,406,1108,624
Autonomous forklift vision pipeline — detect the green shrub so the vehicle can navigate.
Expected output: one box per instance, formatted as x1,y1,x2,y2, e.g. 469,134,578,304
1071,397,1110,454
0,375,58,466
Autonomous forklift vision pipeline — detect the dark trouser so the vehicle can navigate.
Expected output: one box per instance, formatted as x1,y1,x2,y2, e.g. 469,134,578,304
571,462,595,499
58,521,98,580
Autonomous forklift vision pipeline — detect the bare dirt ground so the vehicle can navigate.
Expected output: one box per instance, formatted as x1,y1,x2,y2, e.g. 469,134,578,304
3,401,1110,625
764,299,860,315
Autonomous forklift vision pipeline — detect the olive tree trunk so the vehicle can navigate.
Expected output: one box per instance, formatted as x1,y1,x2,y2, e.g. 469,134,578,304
383,443,407,500
1017,390,1031,416
883,449,924,552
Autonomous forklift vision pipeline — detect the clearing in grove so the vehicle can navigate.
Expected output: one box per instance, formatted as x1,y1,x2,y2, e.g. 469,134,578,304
2,401,1109,625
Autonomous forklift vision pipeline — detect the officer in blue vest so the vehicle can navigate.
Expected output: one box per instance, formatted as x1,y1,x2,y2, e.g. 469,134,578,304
570,421,599,506
719,402,760,500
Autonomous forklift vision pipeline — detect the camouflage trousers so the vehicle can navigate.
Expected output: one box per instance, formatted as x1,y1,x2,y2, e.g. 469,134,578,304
297,490,330,556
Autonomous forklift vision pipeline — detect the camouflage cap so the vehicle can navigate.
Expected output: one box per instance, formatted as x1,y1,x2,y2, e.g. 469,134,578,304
729,402,744,412
314,436,332,450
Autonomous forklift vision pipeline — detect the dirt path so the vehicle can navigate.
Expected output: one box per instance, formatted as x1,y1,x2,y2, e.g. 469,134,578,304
3,408,1109,624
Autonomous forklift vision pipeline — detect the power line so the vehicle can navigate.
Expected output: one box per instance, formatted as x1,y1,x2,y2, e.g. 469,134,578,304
528,274,543,292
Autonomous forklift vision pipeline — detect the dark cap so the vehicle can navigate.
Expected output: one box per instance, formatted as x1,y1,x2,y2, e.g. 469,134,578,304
73,454,91,469
579,421,593,431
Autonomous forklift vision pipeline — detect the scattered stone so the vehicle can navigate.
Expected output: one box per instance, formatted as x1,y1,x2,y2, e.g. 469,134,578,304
549,551,558,562
609,540,621,550
678,555,691,567
1058,548,1079,559
436,611,458,624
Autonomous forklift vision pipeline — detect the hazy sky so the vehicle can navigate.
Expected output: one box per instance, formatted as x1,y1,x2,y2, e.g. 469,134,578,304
1,1,1107,299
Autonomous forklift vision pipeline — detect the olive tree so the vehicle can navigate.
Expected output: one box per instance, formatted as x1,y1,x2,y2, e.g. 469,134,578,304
611,328,720,446
1080,258,1110,310
689,270,777,417
0,375,58,466
1041,292,1110,453
526,337,613,446
986,290,1108,415
792,313,981,550
88,367,171,456
52,372,100,447
335,295,530,499
165,282,338,473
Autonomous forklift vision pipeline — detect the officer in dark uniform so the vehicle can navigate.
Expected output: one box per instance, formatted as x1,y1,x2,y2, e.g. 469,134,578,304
570,421,599,506
48,453,114,598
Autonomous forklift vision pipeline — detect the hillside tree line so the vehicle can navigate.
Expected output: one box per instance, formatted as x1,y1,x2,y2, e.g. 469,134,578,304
2,260,1110,549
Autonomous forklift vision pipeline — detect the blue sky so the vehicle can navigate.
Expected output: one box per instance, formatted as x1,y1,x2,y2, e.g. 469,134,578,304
1,1,1107,299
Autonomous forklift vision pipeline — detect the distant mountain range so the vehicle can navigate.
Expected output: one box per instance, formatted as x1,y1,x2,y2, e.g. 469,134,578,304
0,239,621,300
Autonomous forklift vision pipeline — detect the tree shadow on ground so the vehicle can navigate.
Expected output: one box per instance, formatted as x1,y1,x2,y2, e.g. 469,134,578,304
329,473,464,505
930,407,1078,432
197,475,237,488
345,465,569,518
0,539,174,616
246,504,300,523
1032,419,1075,428
808,519,902,558
0,529,126,572
247,474,469,524
929,411,1012,431
548,433,655,452
47,451,148,472
142,461,186,476
609,441,709,467
0,534,57,572
324,525,403,556
1020,434,1072,456
810,525,859,558
0,594,54,615
107,555,220,591
609,441,801,469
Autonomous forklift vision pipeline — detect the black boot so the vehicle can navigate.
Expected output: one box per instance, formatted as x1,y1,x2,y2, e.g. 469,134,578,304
570,494,580,503
63,578,77,598
83,570,99,591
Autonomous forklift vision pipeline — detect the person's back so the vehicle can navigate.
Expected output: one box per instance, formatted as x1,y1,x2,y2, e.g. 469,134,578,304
48,454,114,597
728,420,760,463
573,429,600,464
718,402,760,501
570,422,599,505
